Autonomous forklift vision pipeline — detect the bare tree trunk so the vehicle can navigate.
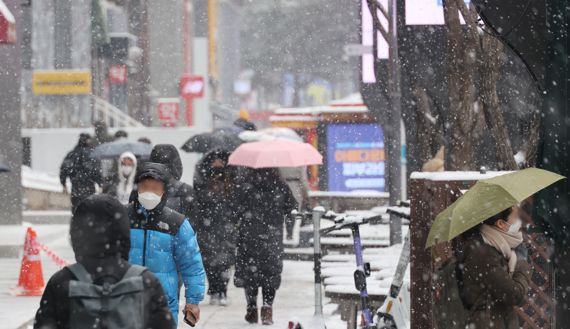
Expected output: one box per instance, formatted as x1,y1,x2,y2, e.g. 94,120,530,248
412,84,441,163
443,0,480,170
479,33,518,170
523,109,541,167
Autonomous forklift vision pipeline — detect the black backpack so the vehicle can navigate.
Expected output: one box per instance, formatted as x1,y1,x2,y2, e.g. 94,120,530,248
67,263,147,329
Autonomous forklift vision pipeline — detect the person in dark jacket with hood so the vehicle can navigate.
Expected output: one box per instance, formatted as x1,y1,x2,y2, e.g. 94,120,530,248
34,194,175,329
149,144,194,217
461,206,532,329
234,168,298,325
190,149,240,306
128,162,206,325
59,133,102,213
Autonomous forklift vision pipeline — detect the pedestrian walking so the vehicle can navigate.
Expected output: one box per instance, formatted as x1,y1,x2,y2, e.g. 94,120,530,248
105,151,137,205
114,130,128,141
128,162,206,326
149,144,194,217
234,168,298,325
460,206,532,329
93,121,113,146
59,133,102,213
190,149,239,306
33,194,175,329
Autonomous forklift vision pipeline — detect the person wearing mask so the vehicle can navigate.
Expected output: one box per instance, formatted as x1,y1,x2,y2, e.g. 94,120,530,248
234,168,298,325
34,194,175,329
149,144,194,217
128,162,205,326
106,152,137,205
461,206,532,329
59,133,102,213
190,149,239,306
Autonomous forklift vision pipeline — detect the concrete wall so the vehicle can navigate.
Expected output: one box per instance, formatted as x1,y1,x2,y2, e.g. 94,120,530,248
22,127,208,185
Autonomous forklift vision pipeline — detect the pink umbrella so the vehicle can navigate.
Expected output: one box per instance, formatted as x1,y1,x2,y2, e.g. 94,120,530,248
228,139,323,168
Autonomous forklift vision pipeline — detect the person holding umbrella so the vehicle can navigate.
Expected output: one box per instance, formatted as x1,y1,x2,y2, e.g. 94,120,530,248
228,139,322,325
426,168,565,329
190,149,240,306
459,205,532,329
233,167,297,325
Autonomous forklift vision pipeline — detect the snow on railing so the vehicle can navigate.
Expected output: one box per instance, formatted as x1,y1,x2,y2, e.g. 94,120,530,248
90,95,144,128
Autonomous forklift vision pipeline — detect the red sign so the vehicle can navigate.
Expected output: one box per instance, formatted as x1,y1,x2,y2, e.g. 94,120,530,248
157,99,180,127
180,75,205,98
109,65,128,84
0,0,16,44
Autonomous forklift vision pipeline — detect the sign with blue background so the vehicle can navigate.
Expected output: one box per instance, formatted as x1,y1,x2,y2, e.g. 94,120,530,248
326,123,385,192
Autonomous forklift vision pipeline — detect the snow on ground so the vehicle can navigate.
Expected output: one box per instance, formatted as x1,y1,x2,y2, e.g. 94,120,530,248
178,260,345,329
410,170,513,181
0,222,347,329
308,190,389,198
0,225,73,329
21,166,64,193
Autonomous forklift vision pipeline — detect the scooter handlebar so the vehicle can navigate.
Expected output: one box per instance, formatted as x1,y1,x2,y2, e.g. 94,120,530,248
319,214,384,234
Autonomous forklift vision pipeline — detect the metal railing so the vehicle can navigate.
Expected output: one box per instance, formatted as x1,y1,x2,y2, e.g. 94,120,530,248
90,95,144,128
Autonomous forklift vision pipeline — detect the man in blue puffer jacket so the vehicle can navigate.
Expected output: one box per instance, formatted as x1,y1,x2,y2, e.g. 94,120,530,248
128,162,205,325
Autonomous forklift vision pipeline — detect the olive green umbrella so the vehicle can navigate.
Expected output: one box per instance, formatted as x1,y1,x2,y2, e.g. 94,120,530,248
426,168,565,248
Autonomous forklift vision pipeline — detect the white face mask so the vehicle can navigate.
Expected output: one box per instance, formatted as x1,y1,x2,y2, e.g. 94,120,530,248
507,218,522,234
121,165,134,177
138,192,162,210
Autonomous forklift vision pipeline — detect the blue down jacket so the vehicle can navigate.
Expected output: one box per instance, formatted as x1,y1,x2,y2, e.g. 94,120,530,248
128,204,205,318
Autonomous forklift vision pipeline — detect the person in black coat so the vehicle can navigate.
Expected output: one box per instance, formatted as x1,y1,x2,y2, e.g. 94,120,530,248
149,144,194,218
33,194,175,329
190,149,240,306
59,133,102,213
234,168,298,325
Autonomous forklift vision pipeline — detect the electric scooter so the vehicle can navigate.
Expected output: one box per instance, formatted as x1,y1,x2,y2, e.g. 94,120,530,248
320,211,384,329
290,208,382,329
374,205,412,329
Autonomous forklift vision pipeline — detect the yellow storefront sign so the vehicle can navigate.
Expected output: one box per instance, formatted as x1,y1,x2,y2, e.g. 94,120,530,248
32,70,92,95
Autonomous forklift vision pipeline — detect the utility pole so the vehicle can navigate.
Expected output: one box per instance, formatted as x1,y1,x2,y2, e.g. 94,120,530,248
367,0,403,245
207,0,218,101
0,0,23,225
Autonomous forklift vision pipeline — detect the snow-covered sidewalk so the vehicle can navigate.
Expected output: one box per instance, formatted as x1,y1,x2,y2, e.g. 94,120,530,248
0,223,346,329
0,224,73,329
178,260,345,329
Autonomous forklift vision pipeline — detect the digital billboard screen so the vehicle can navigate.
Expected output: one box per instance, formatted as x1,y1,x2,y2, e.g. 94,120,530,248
326,123,385,192
405,0,468,25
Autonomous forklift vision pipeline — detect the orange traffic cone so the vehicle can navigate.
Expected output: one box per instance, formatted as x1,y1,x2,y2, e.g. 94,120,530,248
13,227,45,296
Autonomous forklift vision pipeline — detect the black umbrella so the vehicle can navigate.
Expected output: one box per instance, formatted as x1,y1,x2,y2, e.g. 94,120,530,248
92,140,153,160
0,163,9,172
181,130,243,153
472,0,546,90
